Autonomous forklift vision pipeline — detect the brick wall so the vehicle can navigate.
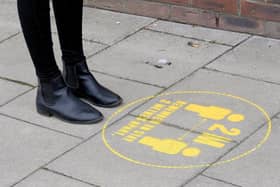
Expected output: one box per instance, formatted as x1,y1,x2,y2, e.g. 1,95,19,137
84,0,280,38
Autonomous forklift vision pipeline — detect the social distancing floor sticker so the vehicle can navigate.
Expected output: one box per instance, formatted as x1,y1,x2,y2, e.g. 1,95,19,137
102,91,272,169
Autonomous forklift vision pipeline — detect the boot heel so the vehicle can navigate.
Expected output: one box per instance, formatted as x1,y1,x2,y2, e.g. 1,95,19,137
37,106,53,117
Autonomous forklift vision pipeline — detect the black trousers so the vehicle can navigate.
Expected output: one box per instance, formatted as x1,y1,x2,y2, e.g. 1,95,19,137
17,0,85,80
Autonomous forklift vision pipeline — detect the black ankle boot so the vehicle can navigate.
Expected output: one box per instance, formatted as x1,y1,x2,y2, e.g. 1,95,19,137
63,60,123,108
36,74,103,124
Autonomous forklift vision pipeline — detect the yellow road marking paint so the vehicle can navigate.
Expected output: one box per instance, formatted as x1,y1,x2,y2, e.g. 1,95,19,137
194,132,232,148
102,91,272,169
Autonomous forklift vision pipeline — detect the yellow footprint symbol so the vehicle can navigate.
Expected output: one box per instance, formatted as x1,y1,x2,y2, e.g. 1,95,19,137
138,136,201,157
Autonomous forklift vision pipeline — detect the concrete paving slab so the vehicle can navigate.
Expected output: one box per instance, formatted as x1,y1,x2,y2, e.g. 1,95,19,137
0,115,80,187
0,79,30,106
0,34,35,85
208,36,280,84
0,0,20,27
0,34,107,86
47,115,236,187
147,20,250,46
81,7,155,45
0,72,162,138
0,0,20,42
51,7,155,45
0,25,19,43
185,175,238,187
87,29,230,87
15,169,93,187
52,33,107,68
131,69,280,143
1,5,280,187
203,118,280,187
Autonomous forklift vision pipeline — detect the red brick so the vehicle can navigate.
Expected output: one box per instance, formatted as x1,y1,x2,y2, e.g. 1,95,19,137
169,6,217,27
241,0,280,22
192,0,238,14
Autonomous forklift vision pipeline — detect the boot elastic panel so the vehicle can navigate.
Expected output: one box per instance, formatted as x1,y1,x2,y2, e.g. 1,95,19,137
63,61,79,89
39,74,66,105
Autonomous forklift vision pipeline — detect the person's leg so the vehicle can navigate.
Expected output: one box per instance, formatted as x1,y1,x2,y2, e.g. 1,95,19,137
17,0,103,124
52,0,123,107
17,0,60,80
52,0,85,64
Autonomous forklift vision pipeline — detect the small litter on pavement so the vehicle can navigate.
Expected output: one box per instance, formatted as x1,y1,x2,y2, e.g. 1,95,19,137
187,41,201,48
144,59,172,69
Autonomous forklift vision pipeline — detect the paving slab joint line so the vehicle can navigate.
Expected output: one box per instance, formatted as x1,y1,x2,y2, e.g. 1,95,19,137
89,69,166,88
125,36,251,116
83,5,158,23
41,168,100,187
128,113,213,137
51,31,109,46
0,87,35,108
198,34,252,70
180,111,278,186
0,113,84,140
144,27,233,47
10,130,97,187
11,109,144,186
87,18,244,90
0,76,36,88
149,35,249,99
173,34,252,87
203,67,280,87
86,18,158,60
10,85,164,186
200,174,242,187
82,38,109,46
0,32,21,44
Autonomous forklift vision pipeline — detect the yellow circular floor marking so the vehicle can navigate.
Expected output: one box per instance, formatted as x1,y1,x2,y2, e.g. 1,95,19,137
102,91,272,169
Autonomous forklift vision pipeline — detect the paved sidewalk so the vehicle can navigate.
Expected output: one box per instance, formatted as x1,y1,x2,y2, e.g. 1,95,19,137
1,0,280,187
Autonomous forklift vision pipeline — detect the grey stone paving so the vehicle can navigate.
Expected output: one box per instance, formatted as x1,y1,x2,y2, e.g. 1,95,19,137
0,0,20,42
46,115,236,187
0,72,161,139
147,20,250,46
14,169,94,187
204,118,280,187
1,2,280,187
185,175,238,187
51,8,155,46
0,79,30,106
81,8,155,45
0,34,107,86
208,36,280,84
87,29,230,87
0,115,80,187
131,69,280,142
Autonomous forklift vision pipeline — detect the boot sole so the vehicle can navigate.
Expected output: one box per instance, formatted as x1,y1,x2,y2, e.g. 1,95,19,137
36,106,104,125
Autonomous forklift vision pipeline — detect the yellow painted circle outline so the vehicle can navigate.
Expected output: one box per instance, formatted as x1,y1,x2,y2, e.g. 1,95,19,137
102,91,272,169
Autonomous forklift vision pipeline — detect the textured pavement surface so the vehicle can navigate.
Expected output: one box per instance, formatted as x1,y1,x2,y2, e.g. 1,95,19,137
1,0,280,186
